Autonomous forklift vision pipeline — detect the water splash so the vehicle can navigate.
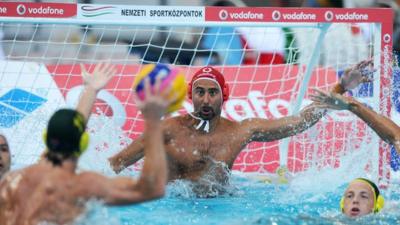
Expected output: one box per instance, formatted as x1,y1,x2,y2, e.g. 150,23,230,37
168,160,238,198
6,103,61,168
78,112,131,176
74,200,120,225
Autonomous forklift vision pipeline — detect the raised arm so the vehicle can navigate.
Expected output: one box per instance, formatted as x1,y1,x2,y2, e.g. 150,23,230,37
241,104,326,142
39,63,116,160
90,77,171,205
310,89,400,154
103,105,166,204
77,63,116,123
241,60,374,143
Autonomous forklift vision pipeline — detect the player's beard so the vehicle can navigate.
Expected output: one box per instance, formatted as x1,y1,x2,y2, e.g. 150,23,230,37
198,105,215,120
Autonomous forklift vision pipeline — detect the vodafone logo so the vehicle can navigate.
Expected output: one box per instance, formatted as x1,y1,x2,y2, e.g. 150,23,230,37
272,10,281,21
383,34,391,43
17,4,26,15
218,9,263,21
15,4,65,16
219,9,228,20
325,11,333,21
0,2,76,18
202,67,212,73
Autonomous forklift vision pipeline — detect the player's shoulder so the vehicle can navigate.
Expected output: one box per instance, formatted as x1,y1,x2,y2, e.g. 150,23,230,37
162,114,190,127
220,117,240,128
1,170,22,183
3,164,38,180
162,115,180,124
0,168,28,193
77,171,106,181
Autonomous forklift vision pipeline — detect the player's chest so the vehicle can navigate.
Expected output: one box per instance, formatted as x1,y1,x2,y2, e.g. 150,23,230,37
165,135,230,160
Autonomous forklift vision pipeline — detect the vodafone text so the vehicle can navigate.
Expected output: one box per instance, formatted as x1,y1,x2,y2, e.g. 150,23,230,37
282,12,316,20
335,12,368,21
229,11,263,20
27,6,64,15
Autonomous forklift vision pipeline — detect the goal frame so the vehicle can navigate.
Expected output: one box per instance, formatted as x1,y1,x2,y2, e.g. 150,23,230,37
0,2,394,184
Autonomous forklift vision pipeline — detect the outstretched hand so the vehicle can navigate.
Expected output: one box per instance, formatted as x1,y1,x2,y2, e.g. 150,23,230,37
80,62,116,92
310,88,352,110
340,59,375,91
135,76,178,121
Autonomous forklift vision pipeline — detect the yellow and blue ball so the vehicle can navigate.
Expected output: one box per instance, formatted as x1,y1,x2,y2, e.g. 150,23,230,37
132,64,187,113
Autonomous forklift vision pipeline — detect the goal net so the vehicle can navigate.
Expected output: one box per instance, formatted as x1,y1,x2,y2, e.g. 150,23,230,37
0,3,394,184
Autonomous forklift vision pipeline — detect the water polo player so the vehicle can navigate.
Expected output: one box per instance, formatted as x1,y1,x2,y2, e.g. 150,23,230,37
341,178,384,217
0,63,171,224
109,61,374,197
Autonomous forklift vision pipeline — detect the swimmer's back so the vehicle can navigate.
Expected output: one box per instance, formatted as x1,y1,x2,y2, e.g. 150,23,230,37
0,162,104,225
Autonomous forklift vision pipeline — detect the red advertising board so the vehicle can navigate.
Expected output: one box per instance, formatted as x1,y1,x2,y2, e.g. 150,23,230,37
0,2,76,18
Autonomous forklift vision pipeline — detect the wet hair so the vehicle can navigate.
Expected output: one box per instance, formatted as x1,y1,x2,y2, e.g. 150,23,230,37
44,109,87,166
44,151,64,166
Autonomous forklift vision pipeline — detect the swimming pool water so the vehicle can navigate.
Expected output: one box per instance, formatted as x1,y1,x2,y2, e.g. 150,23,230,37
77,174,400,225
8,114,400,225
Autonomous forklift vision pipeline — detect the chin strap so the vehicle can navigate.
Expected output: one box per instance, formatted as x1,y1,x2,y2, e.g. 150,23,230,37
189,112,210,133
195,119,210,133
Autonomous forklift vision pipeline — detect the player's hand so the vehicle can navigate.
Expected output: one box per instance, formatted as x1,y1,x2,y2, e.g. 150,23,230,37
80,62,116,92
135,76,178,121
310,88,351,110
108,157,124,174
340,59,375,91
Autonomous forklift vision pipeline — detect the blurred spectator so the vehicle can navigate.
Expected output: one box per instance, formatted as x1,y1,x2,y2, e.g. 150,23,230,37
200,26,244,65
303,0,344,7
201,0,293,65
237,26,286,65
200,0,245,65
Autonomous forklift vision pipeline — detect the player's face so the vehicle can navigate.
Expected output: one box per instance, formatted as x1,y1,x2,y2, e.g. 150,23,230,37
192,79,222,120
343,180,375,218
0,135,11,178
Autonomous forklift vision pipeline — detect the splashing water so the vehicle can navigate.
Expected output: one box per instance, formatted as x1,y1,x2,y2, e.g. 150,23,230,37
8,108,400,224
78,112,132,176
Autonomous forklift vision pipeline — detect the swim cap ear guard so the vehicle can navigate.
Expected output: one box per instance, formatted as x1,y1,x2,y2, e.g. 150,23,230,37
339,178,385,213
374,195,385,213
340,197,344,212
43,130,89,157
